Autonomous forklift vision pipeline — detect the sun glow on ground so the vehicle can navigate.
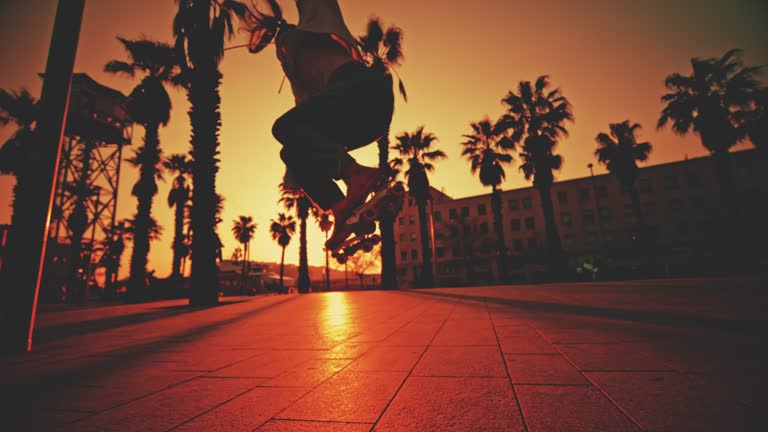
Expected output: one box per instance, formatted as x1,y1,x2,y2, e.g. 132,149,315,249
322,291,350,332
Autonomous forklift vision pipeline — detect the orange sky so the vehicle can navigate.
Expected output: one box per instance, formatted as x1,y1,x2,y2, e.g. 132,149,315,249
1,0,766,280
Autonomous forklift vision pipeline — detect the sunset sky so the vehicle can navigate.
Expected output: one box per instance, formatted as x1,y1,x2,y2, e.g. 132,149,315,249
0,0,766,280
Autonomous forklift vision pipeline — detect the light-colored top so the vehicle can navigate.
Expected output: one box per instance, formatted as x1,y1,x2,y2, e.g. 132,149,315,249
295,0,362,61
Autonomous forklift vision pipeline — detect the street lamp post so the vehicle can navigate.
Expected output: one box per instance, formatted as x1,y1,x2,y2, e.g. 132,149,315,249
0,0,86,353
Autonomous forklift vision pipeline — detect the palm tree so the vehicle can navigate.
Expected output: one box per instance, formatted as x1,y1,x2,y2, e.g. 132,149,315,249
0,88,38,227
232,215,257,294
105,37,182,301
461,118,515,281
163,154,192,279
279,183,315,293
315,211,333,291
595,120,652,247
270,212,296,293
358,17,405,290
392,126,446,287
502,76,573,274
173,0,249,306
658,49,762,224
745,87,767,150
97,220,129,298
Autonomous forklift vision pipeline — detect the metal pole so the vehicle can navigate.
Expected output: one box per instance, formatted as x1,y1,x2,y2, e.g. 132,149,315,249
428,199,438,286
0,0,85,353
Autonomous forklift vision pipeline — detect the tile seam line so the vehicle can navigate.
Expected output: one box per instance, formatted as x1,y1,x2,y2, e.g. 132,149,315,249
491,309,531,432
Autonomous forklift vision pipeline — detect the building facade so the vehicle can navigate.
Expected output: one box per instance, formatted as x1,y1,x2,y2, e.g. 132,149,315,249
394,149,768,287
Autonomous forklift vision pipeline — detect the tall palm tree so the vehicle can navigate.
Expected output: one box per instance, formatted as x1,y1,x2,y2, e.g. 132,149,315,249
392,126,446,287
106,37,182,301
658,49,762,224
232,215,256,294
595,120,652,246
279,183,316,293
174,0,249,306
0,88,38,226
358,17,405,290
270,212,295,293
315,211,333,291
502,76,573,274
163,154,192,279
461,118,515,281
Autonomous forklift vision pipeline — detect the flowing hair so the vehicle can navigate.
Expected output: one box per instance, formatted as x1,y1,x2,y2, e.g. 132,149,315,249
242,0,291,54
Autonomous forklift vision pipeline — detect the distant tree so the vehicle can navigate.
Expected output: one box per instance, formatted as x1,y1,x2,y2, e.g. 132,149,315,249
0,88,38,227
270,212,296,293
279,183,316,293
658,49,762,227
173,0,249,306
502,76,573,274
163,154,192,279
106,37,182,301
744,87,767,150
344,244,380,289
595,120,652,247
97,220,129,298
358,17,405,290
392,126,446,287
461,118,515,281
315,211,333,291
232,215,257,294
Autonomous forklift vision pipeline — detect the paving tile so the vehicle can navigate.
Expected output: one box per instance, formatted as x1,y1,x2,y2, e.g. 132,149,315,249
432,319,497,346
264,358,351,387
174,386,307,432
496,327,558,354
348,347,424,372
587,371,762,431
277,370,407,422
412,346,506,377
59,377,263,432
505,355,589,385
347,322,406,343
317,342,376,359
258,420,373,431
380,321,443,346
374,377,524,431
10,409,90,432
208,349,317,378
557,343,673,371
538,328,651,344
515,385,639,432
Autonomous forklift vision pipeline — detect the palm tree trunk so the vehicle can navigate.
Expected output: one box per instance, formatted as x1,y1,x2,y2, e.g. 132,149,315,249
240,241,247,294
491,187,508,282
325,232,330,291
378,132,398,290
538,183,563,277
713,151,739,247
298,213,310,293
171,190,185,278
129,125,160,302
188,65,222,307
279,247,286,293
416,198,434,287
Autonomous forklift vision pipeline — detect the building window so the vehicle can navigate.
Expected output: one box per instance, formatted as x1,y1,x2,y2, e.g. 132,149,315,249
513,239,523,251
561,212,572,227
478,203,487,216
399,233,407,242
582,209,595,225
408,198,414,207
449,208,457,219
557,191,568,204
638,178,653,194
564,234,575,247
398,217,404,225
411,249,418,260
663,175,679,191
436,247,445,258
400,251,408,261
579,188,590,201
599,207,611,222
463,224,471,236
623,204,634,219
511,218,521,231
409,216,415,225
479,222,489,234
604,230,615,242
585,231,598,246
433,211,442,222
595,184,609,199
522,197,532,209
688,173,702,188
410,232,417,242
461,206,470,217
525,217,535,230
508,200,519,211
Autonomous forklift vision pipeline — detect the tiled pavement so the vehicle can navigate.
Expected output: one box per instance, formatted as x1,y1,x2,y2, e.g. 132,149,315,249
2,280,766,431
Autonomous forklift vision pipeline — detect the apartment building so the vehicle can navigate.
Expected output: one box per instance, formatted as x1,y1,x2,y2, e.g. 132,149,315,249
394,149,768,287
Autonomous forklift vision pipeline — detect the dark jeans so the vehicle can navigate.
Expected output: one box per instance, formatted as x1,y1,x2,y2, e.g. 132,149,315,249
272,61,394,210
